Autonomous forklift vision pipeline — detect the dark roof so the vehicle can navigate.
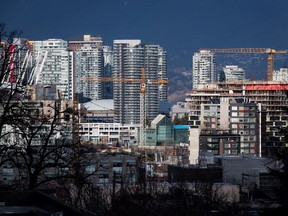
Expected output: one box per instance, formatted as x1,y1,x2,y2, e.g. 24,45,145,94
0,190,96,216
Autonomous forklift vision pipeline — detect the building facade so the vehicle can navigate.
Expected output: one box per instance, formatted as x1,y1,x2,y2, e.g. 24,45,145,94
220,65,245,81
68,35,112,101
186,81,288,158
79,122,139,146
273,68,288,81
31,39,70,99
112,40,167,125
199,98,263,156
192,50,216,90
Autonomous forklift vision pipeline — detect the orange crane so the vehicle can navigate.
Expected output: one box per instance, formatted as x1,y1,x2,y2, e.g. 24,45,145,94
81,67,168,147
199,48,288,81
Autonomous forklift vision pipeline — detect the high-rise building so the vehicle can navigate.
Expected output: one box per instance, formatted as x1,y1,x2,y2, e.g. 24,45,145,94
31,39,70,99
2,38,33,86
157,47,168,101
68,35,112,101
112,40,167,125
192,50,216,89
220,65,245,81
102,45,113,99
273,68,288,81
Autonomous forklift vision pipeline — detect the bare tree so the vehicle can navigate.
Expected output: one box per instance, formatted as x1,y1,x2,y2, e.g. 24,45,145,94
0,24,98,193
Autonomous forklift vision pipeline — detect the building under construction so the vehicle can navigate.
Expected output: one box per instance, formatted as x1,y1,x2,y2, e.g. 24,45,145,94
186,80,288,158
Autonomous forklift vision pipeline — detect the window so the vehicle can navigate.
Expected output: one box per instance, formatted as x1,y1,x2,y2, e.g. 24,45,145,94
126,161,136,168
232,112,238,117
241,143,250,148
99,174,109,183
231,118,239,122
113,162,122,167
100,161,109,167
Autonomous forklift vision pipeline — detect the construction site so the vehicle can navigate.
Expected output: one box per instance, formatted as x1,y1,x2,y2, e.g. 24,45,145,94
186,80,288,158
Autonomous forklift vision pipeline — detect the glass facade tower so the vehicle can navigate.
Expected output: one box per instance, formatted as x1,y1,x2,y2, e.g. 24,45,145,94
112,40,167,125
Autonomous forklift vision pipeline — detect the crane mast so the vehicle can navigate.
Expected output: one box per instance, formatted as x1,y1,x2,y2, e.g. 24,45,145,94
81,67,168,147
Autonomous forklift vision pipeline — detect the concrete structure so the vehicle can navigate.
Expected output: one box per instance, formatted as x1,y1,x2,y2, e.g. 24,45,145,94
192,50,216,90
190,97,265,164
185,81,288,158
200,132,241,157
79,122,139,146
78,99,138,145
112,40,167,125
199,98,263,156
189,127,200,164
79,99,115,123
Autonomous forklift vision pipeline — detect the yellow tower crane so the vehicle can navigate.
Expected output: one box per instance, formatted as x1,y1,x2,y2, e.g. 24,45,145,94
199,48,288,81
80,67,168,147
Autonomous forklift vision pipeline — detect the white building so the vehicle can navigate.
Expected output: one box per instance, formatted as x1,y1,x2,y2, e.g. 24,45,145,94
79,122,139,146
78,99,139,145
273,68,288,81
221,65,245,81
31,39,70,99
192,50,216,90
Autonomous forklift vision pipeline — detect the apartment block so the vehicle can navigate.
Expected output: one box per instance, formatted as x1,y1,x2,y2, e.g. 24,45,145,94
192,50,216,90
186,80,288,158
31,39,70,99
273,68,288,81
112,40,167,125
68,35,112,101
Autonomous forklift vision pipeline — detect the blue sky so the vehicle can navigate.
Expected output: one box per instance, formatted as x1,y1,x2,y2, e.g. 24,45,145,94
2,0,288,72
